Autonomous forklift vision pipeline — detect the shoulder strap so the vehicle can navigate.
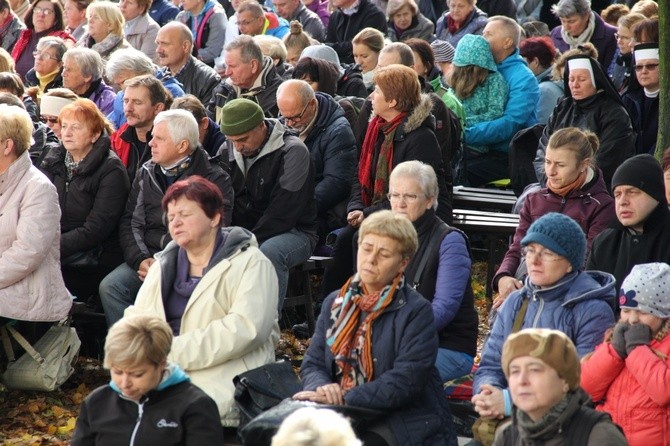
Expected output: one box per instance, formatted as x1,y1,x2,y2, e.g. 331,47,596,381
565,407,611,445
412,221,451,289
512,297,530,333
4,325,45,365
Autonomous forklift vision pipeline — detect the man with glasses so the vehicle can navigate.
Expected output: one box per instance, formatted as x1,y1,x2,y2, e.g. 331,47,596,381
208,35,283,122
219,98,317,311
622,43,659,155
276,79,356,248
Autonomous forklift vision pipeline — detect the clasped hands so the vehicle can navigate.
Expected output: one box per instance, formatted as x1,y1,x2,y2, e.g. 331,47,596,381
610,321,652,359
293,383,345,405
472,384,505,420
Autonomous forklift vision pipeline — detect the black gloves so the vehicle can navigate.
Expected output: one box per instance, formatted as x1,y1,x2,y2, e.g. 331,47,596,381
611,322,629,359
624,323,652,355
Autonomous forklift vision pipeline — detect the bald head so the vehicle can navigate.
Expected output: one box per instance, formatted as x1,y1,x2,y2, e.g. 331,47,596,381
276,79,317,133
156,22,194,72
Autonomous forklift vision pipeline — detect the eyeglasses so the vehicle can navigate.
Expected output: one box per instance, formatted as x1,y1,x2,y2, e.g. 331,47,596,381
32,51,60,61
33,6,55,15
387,192,424,203
41,116,59,124
279,101,310,123
522,246,563,262
614,33,632,41
634,63,659,72
237,19,258,27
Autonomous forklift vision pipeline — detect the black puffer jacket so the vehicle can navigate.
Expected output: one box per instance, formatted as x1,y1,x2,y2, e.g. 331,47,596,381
119,146,233,270
39,135,130,260
349,94,453,223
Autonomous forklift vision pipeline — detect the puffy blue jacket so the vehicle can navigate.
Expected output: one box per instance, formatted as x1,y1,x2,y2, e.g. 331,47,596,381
474,270,616,394
304,92,356,215
301,282,457,446
465,49,538,152
149,0,179,26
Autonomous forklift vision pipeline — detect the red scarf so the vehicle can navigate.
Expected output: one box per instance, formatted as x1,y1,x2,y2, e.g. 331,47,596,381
447,14,462,34
358,112,407,207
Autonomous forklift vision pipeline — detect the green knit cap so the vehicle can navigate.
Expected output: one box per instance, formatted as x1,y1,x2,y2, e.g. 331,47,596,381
220,98,264,136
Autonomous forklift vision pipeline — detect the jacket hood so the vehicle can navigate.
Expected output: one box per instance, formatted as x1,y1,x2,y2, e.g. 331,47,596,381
41,134,113,176
313,92,345,131
109,362,190,396
524,270,617,307
232,119,287,172
399,93,434,134
452,34,497,72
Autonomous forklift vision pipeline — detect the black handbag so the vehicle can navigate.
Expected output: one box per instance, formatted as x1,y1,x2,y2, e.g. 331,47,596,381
233,361,303,429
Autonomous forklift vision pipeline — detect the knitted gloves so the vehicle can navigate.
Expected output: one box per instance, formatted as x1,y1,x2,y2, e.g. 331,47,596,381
624,323,652,355
611,322,629,359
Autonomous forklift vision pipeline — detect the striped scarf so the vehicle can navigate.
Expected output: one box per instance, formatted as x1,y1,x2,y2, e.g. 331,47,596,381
326,273,403,391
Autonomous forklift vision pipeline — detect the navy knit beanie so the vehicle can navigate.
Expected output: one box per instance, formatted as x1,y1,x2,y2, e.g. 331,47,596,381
611,154,665,205
521,213,586,270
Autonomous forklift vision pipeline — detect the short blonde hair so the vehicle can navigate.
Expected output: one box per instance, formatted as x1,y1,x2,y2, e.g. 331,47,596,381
104,315,173,369
271,407,362,446
254,34,288,64
0,47,15,73
358,210,418,259
87,1,125,37
0,104,33,156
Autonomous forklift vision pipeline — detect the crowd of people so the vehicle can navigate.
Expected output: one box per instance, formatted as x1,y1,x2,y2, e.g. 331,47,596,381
0,0,667,444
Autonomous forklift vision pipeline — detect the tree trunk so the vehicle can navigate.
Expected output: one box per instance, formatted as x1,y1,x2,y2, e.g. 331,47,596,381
655,3,668,160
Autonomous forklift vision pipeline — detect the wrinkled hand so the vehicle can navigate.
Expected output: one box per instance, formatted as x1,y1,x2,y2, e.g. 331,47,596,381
471,384,505,420
611,322,629,359
624,323,652,355
493,277,523,310
347,210,364,228
137,258,156,281
293,383,344,405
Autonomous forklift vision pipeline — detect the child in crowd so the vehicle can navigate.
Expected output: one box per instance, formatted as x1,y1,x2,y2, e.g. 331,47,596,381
581,262,670,446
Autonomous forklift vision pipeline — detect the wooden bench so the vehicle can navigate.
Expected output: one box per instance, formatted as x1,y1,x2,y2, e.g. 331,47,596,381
452,209,519,298
283,256,334,336
453,186,517,213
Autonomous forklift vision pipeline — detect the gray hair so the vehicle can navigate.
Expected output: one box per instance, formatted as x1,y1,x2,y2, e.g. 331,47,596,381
380,42,415,67
390,160,439,210
36,36,68,61
224,35,264,64
254,34,287,64
551,0,591,18
153,109,199,152
106,48,154,81
488,15,522,48
277,79,315,107
63,47,104,81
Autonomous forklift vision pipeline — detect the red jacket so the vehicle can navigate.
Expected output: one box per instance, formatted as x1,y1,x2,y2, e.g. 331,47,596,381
110,122,131,167
11,28,75,61
581,334,670,446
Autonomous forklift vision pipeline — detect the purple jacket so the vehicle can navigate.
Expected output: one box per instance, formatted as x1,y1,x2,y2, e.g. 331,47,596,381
493,169,615,290
88,80,115,116
306,0,330,28
550,13,617,74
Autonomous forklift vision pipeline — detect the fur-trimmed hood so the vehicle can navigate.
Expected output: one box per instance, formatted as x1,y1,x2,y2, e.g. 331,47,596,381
370,93,434,138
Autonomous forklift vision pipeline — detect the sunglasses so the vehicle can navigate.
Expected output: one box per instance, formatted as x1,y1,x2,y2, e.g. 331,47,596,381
41,116,59,124
634,63,659,72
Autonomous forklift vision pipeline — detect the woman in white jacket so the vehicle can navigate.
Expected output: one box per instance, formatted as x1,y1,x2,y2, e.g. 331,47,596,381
0,103,71,322
125,175,280,427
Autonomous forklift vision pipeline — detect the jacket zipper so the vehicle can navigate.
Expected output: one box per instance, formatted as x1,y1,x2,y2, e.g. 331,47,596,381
129,401,145,446
531,293,544,327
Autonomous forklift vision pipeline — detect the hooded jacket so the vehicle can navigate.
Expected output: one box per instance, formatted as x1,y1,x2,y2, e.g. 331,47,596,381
304,92,357,215
0,151,71,322
494,388,628,446
464,49,539,153
493,169,615,291
435,7,488,47
387,12,434,43
586,203,670,292
71,363,225,445
176,0,227,65
534,56,635,188
325,0,387,64
126,227,280,426
582,329,670,446
349,94,452,224
301,282,458,446
474,271,616,394
39,136,130,261
210,56,283,122
223,120,318,245
119,147,233,271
